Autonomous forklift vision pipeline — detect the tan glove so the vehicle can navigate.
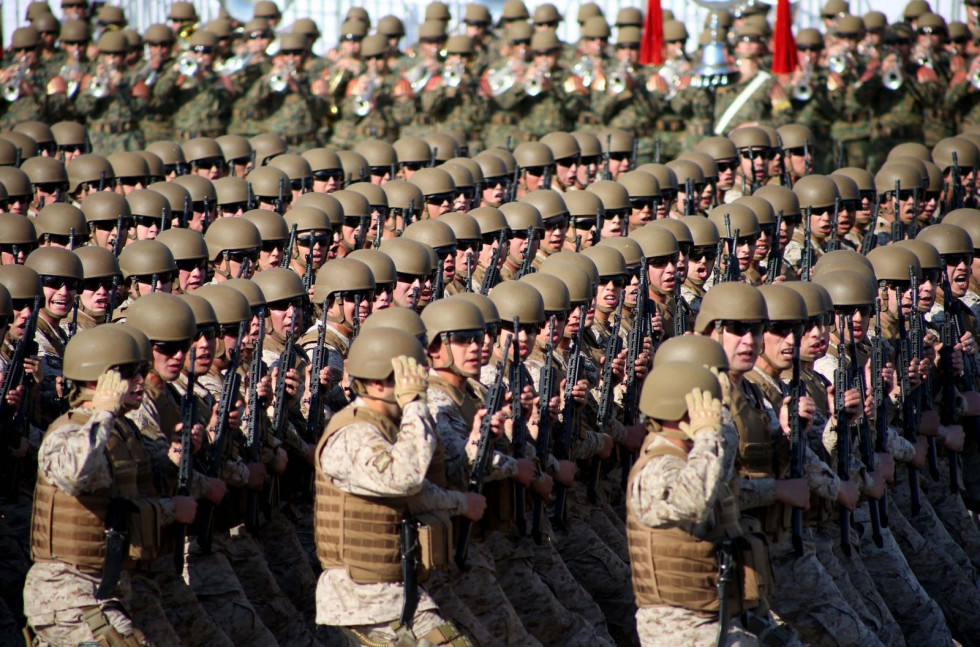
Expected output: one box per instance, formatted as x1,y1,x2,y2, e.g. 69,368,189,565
679,388,723,441
708,367,732,408
392,356,428,408
91,369,128,415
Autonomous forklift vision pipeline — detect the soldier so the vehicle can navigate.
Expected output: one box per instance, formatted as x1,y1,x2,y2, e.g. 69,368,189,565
417,36,490,149
137,23,178,142
75,31,146,154
313,327,484,645
24,325,194,646
73,245,120,327
34,203,87,250
782,176,840,276
204,217,260,283
156,228,208,294
1,27,62,130
226,18,275,138
125,189,168,242
380,237,435,311
628,225,675,338
499,202,543,281
588,179,630,239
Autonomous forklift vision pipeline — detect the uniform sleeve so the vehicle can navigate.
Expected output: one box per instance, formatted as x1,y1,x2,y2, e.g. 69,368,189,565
37,410,116,496
803,445,840,501
407,481,468,517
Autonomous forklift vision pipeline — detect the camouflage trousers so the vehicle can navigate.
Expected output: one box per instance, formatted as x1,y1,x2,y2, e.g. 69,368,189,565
426,567,508,647
184,538,279,647
487,528,611,647
256,509,320,628
922,455,980,572
130,570,184,647
768,531,885,647
854,500,954,646
342,608,447,645
30,601,143,647
154,558,235,647
889,474,980,646
635,605,762,647
216,529,321,647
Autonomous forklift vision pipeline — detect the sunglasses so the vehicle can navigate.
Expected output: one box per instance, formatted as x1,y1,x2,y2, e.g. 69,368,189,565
571,219,596,230
11,298,36,312
297,232,332,247
136,271,174,285
716,160,738,171
449,329,484,345
83,276,117,292
735,235,758,246
720,320,765,337
153,339,192,356
543,217,568,231
836,305,872,318
313,170,343,182
195,325,218,340
690,247,717,262
219,201,250,213
267,297,304,311
921,268,942,284
648,253,679,267
455,240,481,252
511,229,538,240
375,282,395,296
35,181,68,194
116,177,145,187
176,258,207,272
501,321,540,335
630,197,658,210
740,149,777,160
425,193,454,205
261,239,286,253
767,321,804,338
40,275,80,291
133,214,164,228
93,218,132,231
112,362,145,380
193,157,225,171
226,249,258,263
600,275,627,288
484,177,508,188
796,45,822,52
943,253,974,267
340,291,374,302
482,231,510,245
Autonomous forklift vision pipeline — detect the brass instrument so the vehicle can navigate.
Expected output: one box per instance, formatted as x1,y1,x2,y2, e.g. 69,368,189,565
269,62,297,93
658,58,686,99
827,51,848,74
443,60,465,88
354,70,380,117
88,63,115,98
2,64,25,103
59,62,82,96
608,63,633,95
524,64,550,97
791,62,813,102
178,52,199,77
487,58,521,96
970,67,980,90
881,52,904,91
215,51,252,77
571,56,596,87
178,24,197,50
405,58,434,94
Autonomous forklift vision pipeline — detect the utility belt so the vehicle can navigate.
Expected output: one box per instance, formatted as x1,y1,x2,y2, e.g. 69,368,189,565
490,113,519,125
89,121,132,135
656,116,686,132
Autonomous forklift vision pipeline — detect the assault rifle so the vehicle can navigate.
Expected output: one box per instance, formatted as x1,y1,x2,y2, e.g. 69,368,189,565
104,275,121,323
0,296,40,499
895,279,921,516
67,295,80,340
764,212,784,284
531,316,557,544
907,268,939,482
509,317,528,536
515,226,536,279
174,347,198,572
589,291,624,503
826,198,841,252
940,271,969,492
673,278,687,337
306,302,331,441
723,214,741,283
455,334,513,569
265,315,298,516
870,299,890,528
620,258,652,491
112,212,126,257
788,323,804,556
244,309,266,531
833,315,853,557
552,305,586,530
860,195,881,255
283,223,298,269
480,230,507,295
600,134,612,181
801,207,814,282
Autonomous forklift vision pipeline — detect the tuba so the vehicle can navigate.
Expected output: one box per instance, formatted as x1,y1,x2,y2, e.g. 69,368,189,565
2,64,25,103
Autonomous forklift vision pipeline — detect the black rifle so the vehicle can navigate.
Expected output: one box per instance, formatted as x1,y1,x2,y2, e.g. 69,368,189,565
861,195,881,256
433,256,446,301
895,280,921,516
180,194,191,230
515,226,536,279
354,215,369,250
409,285,420,311
246,182,255,211
303,248,315,294
276,177,286,215
620,257,652,491
673,278,687,337
400,518,420,627
283,223,298,269
950,151,963,212
67,295,80,340
594,205,605,246
265,316,298,516
509,317,528,536
465,251,474,293
939,276,962,494
159,206,169,233
788,325,804,556
67,226,77,250
777,133,791,189
531,316,557,544
891,180,905,244
834,315,853,557
454,334,512,569
373,210,386,249
801,207,814,282
306,302,330,441
113,212,126,257
552,305,586,530
480,230,507,295
174,347,198,573
907,268,939,482
589,292,624,503
103,274,121,323
723,215,741,283
845,316,884,548
765,212,784,284
197,322,246,553
244,309,266,531
0,295,40,498
870,298,890,528
600,134,612,181
685,177,697,216
96,496,131,599
826,198,841,252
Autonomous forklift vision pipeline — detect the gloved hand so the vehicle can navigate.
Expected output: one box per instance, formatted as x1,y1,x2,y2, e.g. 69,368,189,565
708,366,732,408
679,387,723,440
92,369,128,415
392,356,428,408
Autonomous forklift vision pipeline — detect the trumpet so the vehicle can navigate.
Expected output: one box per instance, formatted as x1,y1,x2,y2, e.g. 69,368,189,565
571,55,596,87
524,64,550,97
487,58,521,97
87,62,115,98
2,64,25,103
791,63,814,102
269,62,296,92
215,51,252,77
443,60,465,88
405,58,434,94
827,52,847,74
178,52,199,77
59,62,82,96
354,70,380,117
608,63,633,95
970,67,980,90
882,66,904,90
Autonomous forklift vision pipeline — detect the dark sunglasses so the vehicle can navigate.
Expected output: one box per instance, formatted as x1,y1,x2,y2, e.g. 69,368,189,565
484,177,508,188
449,329,484,345
261,239,286,253
133,214,164,228
219,201,250,213
716,160,738,171
425,193,454,204
313,170,343,181
111,362,145,380
648,253,679,267
297,232,332,247
767,320,804,338
40,275,80,291
11,298,36,312
456,240,481,252
176,258,207,273
836,305,872,318
501,320,539,335
226,249,258,263
82,276,117,292
740,149,777,160
93,218,132,231
630,197,657,210
690,247,717,262
136,271,174,285
153,339,192,356
543,217,568,231
195,325,218,340
943,253,974,267
599,275,627,288
267,297,304,311
720,320,765,337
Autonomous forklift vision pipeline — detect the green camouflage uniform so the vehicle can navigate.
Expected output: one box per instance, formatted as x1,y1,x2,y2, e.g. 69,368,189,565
74,68,145,154
417,71,491,150
249,68,325,150
168,70,234,140
227,58,273,137
330,71,415,150
141,61,180,142
592,67,660,163
0,65,61,130
788,66,842,174
486,65,588,150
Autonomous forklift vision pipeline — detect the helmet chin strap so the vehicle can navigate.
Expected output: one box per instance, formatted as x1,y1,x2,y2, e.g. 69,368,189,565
430,332,475,378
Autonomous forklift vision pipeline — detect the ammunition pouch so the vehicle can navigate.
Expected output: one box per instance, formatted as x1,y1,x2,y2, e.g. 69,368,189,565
80,605,148,647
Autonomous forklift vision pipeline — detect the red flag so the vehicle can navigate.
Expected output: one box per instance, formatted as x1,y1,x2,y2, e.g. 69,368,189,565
771,0,798,74
639,0,664,65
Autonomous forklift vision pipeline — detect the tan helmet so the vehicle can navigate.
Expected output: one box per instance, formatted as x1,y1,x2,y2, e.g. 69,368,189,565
25,246,82,281
180,293,218,330
447,157,483,184
490,280,545,325
51,120,89,153
758,284,808,323
0,213,36,249
404,219,457,254
931,137,980,172
409,168,455,199
63,325,142,382
588,179,630,212
571,131,602,159
468,206,507,238
22,157,67,189
347,327,425,381
678,216,719,248
939,210,980,251
513,142,555,172
581,245,627,280
126,189,170,224
753,184,802,218
678,152,719,182
379,238,433,277
867,245,922,284
440,164,475,194
35,203,87,244
629,225,680,260
729,126,772,152
268,153,313,189
377,15,406,37
361,306,427,341
423,134,459,163
216,135,253,166
127,292,196,343
874,163,923,195
337,151,370,183
593,238,640,269
75,245,120,280
0,264,42,300
777,124,816,151
172,174,216,205
708,203,760,238
182,137,224,167
811,248,874,281
888,142,931,162
637,164,679,193
145,142,185,171
520,272,571,314
893,239,942,272
247,166,290,202
662,19,689,42
355,140,398,171
331,189,370,219
313,258,375,304
463,3,492,25
640,362,721,422
65,155,109,194
828,174,860,204
666,159,705,189
250,133,288,166
225,278,266,309
213,177,249,208
0,133,38,163
284,206,332,236
814,269,878,308
394,137,432,167
916,223,973,255
564,191,601,229
204,217,261,261
540,132,581,165
292,192,343,227
832,167,875,194
474,153,509,184
156,227,207,263
520,189,568,222
650,218,694,248
539,251,599,287
733,196,776,227
694,136,739,162
793,175,840,210
383,180,425,213
421,297,485,344
348,249,397,287
242,209,289,244
118,240,176,280
348,182,388,210
618,170,661,199
795,28,823,48
652,336,729,371
251,267,306,305
695,282,767,333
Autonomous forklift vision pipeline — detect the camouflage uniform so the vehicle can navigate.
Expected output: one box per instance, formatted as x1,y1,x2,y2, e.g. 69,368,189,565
140,62,180,142
74,69,145,154
486,67,588,149
591,69,660,162
415,73,491,150
159,68,234,139
227,59,273,137
0,66,61,130
330,72,415,150
249,69,325,149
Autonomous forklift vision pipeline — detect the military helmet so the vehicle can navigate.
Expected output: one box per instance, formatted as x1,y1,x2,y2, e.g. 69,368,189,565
678,152,719,182
172,174,216,203
182,137,224,166
251,267,306,304
652,336,729,371
292,192,343,226
126,292,196,342
588,180,630,211
440,164,475,193
539,262,594,305
246,166,289,201
665,159,705,187
404,219,457,253
118,240,176,280
348,249,397,286
204,217,261,260
337,151,369,184
501,202,544,234
242,209,289,243
939,210,980,251
734,196,776,226
474,152,509,183
500,0,530,22
0,168,32,200
513,142,555,170
301,148,342,176
144,23,175,45
64,325,142,382
758,284,807,322
440,212,482,245
347,328,426,381
156,228,207,262
377,15,406,37
599,128,634,155
268,154,313,187
0,134,37,162
225,278,266,309
313,258,375,303
393,137,432,167
916,223,973,255
893,239,942,272
833,167,875,194
0,265,42,299
650,218,694,247
695,282,767,333
490,280,545,325
215,135,253,166
35,203,86,242
136,152,165,183
811,249,874,281
383,180,425,213
815,269,878,307
694,136,739,162
126,189,170,223
641,362,721,422
470,206,508,237
424,134,459,163
596,236,642,266
447,157,483,183
521,189,568,221
680,216,720,248
454,293,500,326
618,170,661,199
629,225,680,260
213,177,249,206
888,156,928,186
355,140,398,170
180,292,218,328
361,306,427,341
145,141,185,169
25,246,82,280
564,191,602,226
250,133,287,166
379,238,433,277
74,246,120,280
793,175,840,210
753,186,801,218
421,297,485,342
409,168,455,198
888,142,931,162
795,28,823,47
571,131,603,159
540,132,581,163
866,246,921,284
331,189,370,219
932,137,980,171
520,272,571,314
581,245,627,280
22,156,68,186
728,126,771,151
874,163,922,194
580,16,610,40
777,124,816,151
284,206,332,235
617,7,645,28
530,30,562,53
463,3,492,25
828,174,860,203
66,154,115,194
708,203,760,238
51,121,89,153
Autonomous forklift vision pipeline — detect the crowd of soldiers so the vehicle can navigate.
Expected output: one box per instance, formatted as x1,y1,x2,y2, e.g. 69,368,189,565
4,0,980,646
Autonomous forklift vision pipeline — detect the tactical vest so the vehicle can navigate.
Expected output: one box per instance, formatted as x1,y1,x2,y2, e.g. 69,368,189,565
626,434,773,616
730,380,790,542
314,405,449,583
32,409,162,573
